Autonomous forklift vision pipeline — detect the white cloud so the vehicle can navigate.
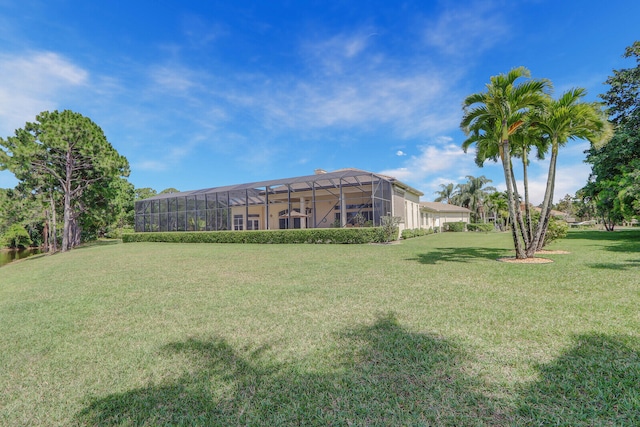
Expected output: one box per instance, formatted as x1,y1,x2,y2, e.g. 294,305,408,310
0,51,88,135
135,160,168,172
302,31,375,74
396,150,406,156
180,13,228,49
119,27,466,149
424,2,508,57
515,162,592,206
491,158,592,206
257,71,461,138
265,29,465,137
150,64,198,93
380,137,473,183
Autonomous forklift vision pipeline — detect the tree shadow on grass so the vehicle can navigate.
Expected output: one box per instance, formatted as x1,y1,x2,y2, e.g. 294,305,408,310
73,239,122,250
75,313,501,426
515,334,640,426
586,260,640,270
565,229,640,253
409,247,509,265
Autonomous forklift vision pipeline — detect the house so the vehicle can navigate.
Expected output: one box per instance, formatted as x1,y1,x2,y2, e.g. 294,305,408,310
418,202,472,232
521,203,574,222
134,168,424,233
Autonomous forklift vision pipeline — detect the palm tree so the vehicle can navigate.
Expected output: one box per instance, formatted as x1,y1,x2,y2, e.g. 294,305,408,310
434,183,456,204
455,175,495,222
528,88,612,254
486,191,509,230
461,67,549,258
509,123,549,243
462,122,533,240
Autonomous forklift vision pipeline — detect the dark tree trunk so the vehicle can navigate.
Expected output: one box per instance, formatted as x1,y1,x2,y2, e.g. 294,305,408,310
43,212,49,253
62,191,72,252
49,193,58,253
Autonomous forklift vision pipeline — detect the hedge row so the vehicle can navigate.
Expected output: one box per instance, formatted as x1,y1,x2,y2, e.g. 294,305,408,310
400,228,434,240
467,223,494,232
122,227,392,244
442,221,467,232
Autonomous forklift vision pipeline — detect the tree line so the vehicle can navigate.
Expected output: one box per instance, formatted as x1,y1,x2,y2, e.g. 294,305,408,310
0,111,176,251
580,41,640,230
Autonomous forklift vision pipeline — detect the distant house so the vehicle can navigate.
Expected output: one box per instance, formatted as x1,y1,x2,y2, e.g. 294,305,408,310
521,203,575,223
419,202,472,231
134,168,424,233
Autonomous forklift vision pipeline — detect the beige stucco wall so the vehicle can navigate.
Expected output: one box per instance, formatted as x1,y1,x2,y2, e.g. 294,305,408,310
393,186,422,232
420,210,471,230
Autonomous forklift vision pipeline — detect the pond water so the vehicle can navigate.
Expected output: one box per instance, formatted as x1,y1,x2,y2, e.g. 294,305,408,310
0,248,43,268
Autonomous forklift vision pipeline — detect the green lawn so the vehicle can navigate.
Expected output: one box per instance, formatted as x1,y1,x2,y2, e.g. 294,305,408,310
1,230,639,426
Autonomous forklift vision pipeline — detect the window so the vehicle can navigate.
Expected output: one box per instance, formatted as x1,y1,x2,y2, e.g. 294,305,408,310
279,210,301,229
247,214,260,230
234,214,244,230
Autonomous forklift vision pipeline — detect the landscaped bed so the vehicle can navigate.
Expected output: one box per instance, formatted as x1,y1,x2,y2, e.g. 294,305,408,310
1,229,638,426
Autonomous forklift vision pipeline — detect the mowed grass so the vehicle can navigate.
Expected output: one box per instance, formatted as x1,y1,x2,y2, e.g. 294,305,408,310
1,230,639,426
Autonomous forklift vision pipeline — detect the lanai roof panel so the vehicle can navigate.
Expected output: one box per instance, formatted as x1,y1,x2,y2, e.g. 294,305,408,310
140,169,401,201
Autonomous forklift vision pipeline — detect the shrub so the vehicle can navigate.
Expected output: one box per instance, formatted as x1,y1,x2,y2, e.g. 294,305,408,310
1,224,33,248
443,221,466,232
105,227,135,239
467,223,494,232
531,212,569,247
543,217,569,246
123,227,390,245
352,213,366,227
380,216,402,243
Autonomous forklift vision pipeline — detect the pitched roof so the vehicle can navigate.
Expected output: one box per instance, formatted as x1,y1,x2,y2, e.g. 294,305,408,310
419,202,472,213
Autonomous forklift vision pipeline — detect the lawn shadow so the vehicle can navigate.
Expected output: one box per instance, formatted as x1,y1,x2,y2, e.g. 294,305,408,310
587,260,640,270
409,247,509,265
73,239,122,250
565,229,640,253
74,318,640,426
567,229,640,269
515,333,640,426
75,313,502,426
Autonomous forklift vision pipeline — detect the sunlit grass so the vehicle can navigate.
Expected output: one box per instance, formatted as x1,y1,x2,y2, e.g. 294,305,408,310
1,230,639,425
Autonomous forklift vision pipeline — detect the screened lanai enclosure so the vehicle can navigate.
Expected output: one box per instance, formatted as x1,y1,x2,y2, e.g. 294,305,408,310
134,169,420,233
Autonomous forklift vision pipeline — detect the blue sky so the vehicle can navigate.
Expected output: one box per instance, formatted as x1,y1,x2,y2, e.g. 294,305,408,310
0,0,637,203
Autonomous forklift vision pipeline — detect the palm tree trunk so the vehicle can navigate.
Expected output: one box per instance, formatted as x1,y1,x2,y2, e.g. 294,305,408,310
509,162,527,245
529,141,558,255
536,172,556,251
501,137,526,259
522,149,533,244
